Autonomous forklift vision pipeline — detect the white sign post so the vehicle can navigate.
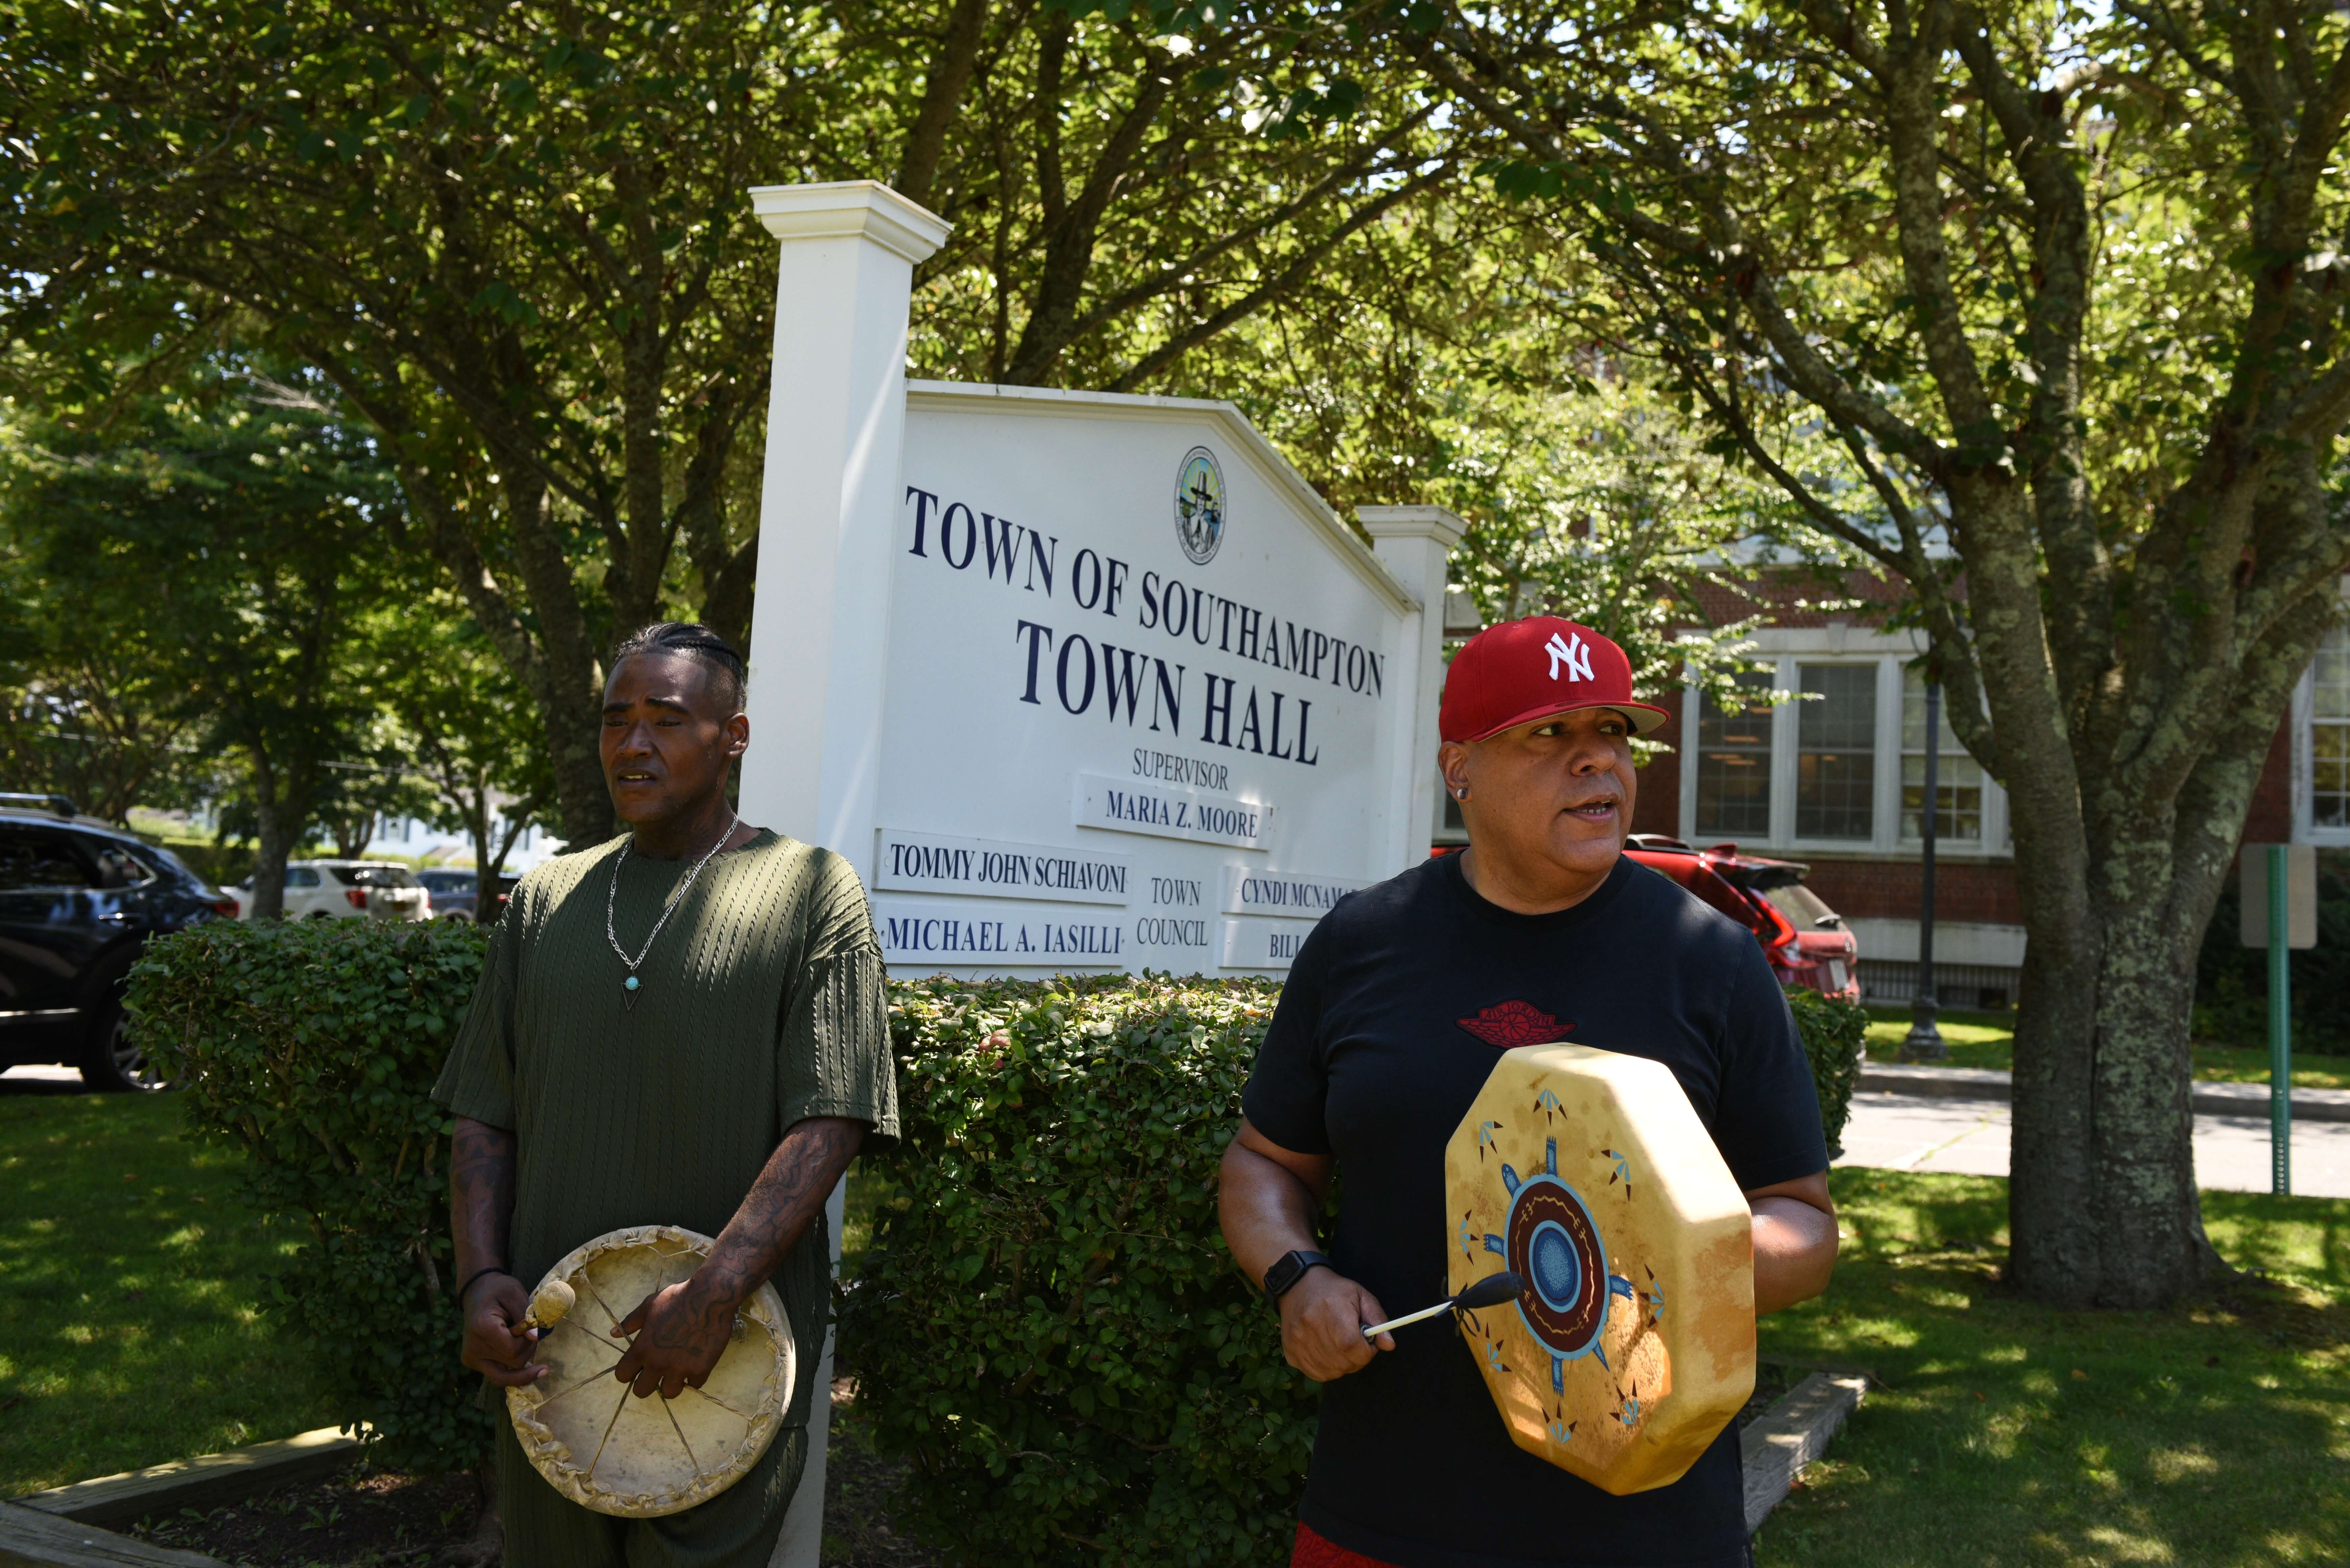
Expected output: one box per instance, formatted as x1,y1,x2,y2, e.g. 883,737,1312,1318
736,181,1457,1565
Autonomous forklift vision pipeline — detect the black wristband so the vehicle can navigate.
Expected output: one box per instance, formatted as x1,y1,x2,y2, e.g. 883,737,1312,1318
1262,1249,1331,1302
456,1266,513,1305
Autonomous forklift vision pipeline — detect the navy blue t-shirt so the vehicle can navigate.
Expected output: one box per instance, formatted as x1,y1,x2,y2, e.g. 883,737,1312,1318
1241,851,1827,1568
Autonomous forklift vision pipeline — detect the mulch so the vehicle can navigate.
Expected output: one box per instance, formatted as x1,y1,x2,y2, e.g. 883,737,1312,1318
120,1372,1803,1564
127,1467,484,1567
121,1385,931,1568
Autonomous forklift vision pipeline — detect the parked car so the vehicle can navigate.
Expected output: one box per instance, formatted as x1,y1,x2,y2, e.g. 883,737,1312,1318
418,868,521,923
1623,835,1861,1001
0,793,238,1090
230,860,431,922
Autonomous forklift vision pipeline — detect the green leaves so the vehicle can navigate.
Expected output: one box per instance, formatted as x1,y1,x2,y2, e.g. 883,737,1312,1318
1789,988,1867,1156
124,919,493,1473
1480,155,1628,213
465,279,540,325
846,973,1312,1565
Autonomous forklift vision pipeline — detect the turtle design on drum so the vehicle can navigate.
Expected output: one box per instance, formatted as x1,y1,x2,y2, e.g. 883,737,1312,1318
1444,1043,1756,1496
1485,1137,1638,1392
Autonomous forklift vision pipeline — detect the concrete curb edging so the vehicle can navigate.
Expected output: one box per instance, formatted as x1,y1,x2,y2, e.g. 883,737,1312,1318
0,1499,227,1567
12,1428,360,1531
1742,1371,1868,1535
1860,1061,2350,1123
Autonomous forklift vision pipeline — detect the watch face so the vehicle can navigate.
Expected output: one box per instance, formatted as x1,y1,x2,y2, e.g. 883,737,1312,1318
1267,1251,1318,1297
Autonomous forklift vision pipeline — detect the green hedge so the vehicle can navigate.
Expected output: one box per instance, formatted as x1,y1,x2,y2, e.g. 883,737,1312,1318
1789,988,1867,1158
2195,853,2350,1054
126,918,493,1473
843,976,1311,1567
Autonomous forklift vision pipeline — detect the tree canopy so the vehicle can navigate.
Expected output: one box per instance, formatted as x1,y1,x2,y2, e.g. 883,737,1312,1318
0,0,1469,846
1385,0,2350,1304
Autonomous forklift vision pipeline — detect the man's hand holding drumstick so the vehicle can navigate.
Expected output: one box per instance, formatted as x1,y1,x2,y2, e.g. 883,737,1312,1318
1220,1118,1397,1383
452,1118,548,1388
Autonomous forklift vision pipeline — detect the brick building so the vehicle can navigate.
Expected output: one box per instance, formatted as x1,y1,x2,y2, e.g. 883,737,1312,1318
1436,578,2349,1009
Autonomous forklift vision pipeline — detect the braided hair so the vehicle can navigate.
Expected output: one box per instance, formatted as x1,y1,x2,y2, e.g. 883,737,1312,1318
609,622,747,712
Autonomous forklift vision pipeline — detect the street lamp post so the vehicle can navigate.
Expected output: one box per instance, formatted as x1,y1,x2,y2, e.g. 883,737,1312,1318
1902,679,1949,1062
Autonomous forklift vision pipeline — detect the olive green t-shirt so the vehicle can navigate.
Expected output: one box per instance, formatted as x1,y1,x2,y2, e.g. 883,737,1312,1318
432,829,899,1431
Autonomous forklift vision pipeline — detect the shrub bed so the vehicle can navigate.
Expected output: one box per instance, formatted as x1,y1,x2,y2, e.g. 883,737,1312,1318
843,975,1309,1567
1789,988,1867,1156
124,922,1866,1554
126,918,492,1473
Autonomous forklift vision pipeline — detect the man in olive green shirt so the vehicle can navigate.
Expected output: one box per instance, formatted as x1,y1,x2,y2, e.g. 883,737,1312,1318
435,622,899,1568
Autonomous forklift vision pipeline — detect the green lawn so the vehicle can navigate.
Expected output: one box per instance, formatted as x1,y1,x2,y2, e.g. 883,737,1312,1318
1863,1008,2350,1091
1756,1169,2350,1566
0,1091,335,1496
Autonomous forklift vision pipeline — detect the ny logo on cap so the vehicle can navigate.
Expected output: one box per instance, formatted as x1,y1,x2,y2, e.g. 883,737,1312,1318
1546,631,1594,683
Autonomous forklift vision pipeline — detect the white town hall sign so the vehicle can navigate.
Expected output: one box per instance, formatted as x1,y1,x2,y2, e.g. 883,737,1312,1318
736,181,1460,983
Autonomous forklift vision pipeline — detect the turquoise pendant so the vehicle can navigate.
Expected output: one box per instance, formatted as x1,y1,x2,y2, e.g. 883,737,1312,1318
623,974,640,1011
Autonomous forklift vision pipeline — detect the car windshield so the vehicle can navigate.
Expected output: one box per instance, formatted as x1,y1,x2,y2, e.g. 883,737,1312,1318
331,865,419,888
1764,882,1841,928
420,872,474,892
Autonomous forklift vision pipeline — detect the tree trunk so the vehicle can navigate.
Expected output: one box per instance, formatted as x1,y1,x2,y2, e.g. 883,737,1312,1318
247,745,290,920
2008,859,2221,1307
333,812,375,861
464,786,494,891
478,807,536,924
894,0,990,207
539,683,611,852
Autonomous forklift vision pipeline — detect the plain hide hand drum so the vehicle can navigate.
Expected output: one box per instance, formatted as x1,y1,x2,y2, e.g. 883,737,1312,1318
1446,1044,1755,1495
506,1225,795,1518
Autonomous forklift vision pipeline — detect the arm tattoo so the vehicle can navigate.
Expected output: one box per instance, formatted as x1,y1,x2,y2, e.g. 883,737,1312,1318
451,1117,518,1292
667,1117,863,1342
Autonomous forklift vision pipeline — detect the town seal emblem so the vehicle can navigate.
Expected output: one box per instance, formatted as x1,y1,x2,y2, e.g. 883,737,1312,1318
1174,446,1226,565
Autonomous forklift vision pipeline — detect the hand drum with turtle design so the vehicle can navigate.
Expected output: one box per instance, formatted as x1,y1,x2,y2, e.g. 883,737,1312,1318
506,1225,795,1518
1445,1044,1754,1495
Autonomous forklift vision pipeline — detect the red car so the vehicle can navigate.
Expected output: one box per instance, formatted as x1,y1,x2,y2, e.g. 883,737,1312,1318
1622,836,1860,1001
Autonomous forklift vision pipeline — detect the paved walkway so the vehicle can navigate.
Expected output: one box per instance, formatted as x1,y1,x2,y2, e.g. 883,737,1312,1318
15,1063,2346,1198
1838,1089,2350,1197
0,1064,87,1094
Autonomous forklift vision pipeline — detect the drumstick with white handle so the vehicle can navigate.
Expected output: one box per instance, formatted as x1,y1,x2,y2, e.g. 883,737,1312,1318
524,1278,577,1339
1361,1270,1525,1341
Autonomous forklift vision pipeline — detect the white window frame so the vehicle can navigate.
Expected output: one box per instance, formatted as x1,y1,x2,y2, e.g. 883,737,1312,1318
1896,664,1996,853
1687,667,1777,843
2293,618,2350,847
1679,628,2011,858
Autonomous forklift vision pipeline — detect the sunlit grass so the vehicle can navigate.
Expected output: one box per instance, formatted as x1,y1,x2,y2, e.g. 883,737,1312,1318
1755,1170,2350,1567
0,1092,334,1494
1863,1009,2350,1090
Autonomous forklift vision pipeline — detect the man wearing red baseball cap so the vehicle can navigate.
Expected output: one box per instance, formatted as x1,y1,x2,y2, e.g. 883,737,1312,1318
1221,617,1838,1568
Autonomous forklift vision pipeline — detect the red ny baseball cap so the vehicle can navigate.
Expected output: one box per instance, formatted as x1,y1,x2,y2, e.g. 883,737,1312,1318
1439,616,1670,742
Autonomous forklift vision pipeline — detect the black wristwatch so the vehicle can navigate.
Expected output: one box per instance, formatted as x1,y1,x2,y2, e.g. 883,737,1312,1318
1262,1249,1331,1302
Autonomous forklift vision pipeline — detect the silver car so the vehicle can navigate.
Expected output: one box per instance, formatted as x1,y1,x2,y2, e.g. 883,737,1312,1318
231,860,431,921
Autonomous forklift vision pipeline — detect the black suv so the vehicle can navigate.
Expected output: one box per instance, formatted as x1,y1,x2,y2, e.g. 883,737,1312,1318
0,794,236,1090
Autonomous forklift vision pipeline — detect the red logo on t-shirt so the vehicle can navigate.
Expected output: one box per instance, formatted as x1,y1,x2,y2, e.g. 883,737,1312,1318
1456,1000,1575,1048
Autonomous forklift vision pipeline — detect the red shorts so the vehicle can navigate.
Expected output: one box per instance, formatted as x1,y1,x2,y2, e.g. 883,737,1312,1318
1292,1523,1401,1568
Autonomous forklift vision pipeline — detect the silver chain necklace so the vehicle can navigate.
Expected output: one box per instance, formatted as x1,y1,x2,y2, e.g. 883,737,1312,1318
605,813,738,1010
